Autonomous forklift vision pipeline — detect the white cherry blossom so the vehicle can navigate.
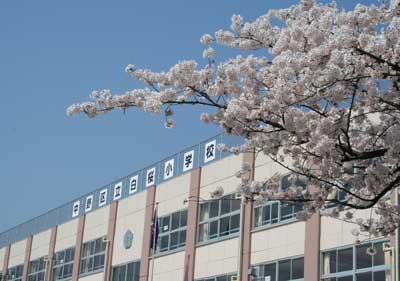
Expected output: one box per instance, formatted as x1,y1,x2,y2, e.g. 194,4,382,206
68,0,400,236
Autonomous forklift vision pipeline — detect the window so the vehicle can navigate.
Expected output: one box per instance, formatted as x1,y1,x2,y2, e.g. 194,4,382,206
253,256,304,281
7,265,24,281
321,241,390,281
253,174,304,229
53,247,75,281
253,201,302,228
111,261,140,281
196,273,236,281
79,237,107,275
28,256,47,281
198,194,241,243
157,209,187,253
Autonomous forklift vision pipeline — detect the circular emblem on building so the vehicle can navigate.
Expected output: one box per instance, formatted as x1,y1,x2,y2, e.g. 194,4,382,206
123,230,134,249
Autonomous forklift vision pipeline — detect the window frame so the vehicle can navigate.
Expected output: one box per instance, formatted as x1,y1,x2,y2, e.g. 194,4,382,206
197,193,241,244
252,255,305,281
156,209,188,254
28,256,47,281
52,247,75,281
79,237,107,275
321,240,390,281
111,260,141,281
253,174,304,230
6,264,24,281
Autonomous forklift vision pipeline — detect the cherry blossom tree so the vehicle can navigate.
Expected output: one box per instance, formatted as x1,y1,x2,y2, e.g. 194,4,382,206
67,0,400,237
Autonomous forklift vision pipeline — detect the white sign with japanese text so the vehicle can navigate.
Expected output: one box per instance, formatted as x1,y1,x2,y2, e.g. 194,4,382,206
146,167,156,187
164,159,174,180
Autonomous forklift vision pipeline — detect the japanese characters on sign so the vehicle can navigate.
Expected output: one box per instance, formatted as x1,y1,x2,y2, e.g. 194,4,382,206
164,159,174,180
146,167,156,187
204,140,216,163
129,175,139,194
183,150,194,172
114,182,123,200
99,189,107,207
72,138,222,217
85,195,93,212
72,201,80,218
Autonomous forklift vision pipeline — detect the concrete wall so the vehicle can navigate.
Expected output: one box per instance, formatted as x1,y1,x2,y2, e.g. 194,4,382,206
152,251,185,281
78,271,104,281
0,247,5,271
200,154,242,198
320,209,377,251
83,206,109,243
254,153,288,182
112,191,147,265
155,172,191,217
55,218,79,252
195,237,239,279
30,229,51,260
8,239,27,267
251,221,306,265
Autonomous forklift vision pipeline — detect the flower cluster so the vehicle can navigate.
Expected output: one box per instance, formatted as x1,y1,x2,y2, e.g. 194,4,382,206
68,0,400,236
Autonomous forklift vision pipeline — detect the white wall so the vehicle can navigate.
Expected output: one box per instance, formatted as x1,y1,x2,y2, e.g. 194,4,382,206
254,153,289,182
83,206,109,243
320,209,379,251
200,154,243,198
0,247,6,270
251,221,305,265
55,218,79,252
8,239,26,267
112,191,146,265
78,271,104,281
30,230,51,260
152,251,185,281
195,237,239,279
155,172,191,217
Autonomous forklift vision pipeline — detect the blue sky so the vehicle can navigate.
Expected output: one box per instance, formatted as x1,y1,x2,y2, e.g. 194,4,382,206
0,0,377,232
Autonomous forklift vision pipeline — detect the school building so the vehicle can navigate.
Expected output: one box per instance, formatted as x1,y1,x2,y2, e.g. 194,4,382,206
0,134,397,281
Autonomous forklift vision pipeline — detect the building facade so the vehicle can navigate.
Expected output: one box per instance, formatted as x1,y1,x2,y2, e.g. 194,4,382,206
0,134,398,281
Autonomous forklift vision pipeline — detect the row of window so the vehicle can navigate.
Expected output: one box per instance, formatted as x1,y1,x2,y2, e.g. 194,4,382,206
3,239,104,281
321,241,390,281
28,257,47,281
53,247,75,281
253,256,304,281
3,240,390,281
79,237,107,275
111,261,141,281
6,265,23,281
253,201,302,228
198,194,241,243
154,192,303,254
157,209,187,253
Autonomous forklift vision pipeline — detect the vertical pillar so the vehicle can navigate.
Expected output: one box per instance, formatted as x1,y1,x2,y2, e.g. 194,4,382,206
104,201,118,281
71,216,85,281
139,186,156,281
183,168,201,281
390,190,399,281
304,186,321,281
240,151,255,281
45,227,57,281
2,245,10,281
22,236,33,281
